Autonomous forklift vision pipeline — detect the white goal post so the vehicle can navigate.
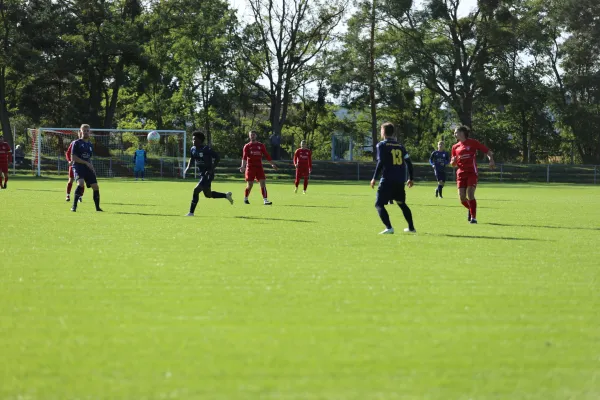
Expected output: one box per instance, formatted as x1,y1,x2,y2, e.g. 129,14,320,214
29,127,186,178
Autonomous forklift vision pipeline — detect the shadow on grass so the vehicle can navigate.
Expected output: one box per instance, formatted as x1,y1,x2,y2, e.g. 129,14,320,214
17,188,63,193
487,222,600,231
279,205,348,209
105,202,157,207
424,233,549,241
234,216,316,223
113,211,181,217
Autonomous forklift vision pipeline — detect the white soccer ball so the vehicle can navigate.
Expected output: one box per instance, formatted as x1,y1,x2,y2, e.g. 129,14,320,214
147,131,160,142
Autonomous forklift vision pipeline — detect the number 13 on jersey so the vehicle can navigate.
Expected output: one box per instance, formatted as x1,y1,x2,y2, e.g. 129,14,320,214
392,149,403,165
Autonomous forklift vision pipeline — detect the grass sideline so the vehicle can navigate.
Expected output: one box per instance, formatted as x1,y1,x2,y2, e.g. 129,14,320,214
1,178,599,399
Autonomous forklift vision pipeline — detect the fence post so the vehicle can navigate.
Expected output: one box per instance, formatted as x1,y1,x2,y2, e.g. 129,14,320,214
109,158,112,177
160,158,163,178
57,156,60,174
594,165,597,185
500,164,503,182
357,162,360,180
547,164,550,183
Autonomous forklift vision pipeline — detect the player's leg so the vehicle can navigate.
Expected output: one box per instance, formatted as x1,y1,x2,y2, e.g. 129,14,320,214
303,175,309,193
259,179,271,205
434,170,439,197
294,169,300,193
438,180,445,198
466,184,477,223
375,185,393,233
1,166,7,188
66,167,74,200
71,178,85,211
244,168,254,203
188,181,204,215
86,170,102,211
395,185,415,232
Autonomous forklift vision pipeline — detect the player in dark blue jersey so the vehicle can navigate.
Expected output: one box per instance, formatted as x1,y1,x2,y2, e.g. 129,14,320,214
370,122,416,234
70,124,103,212
184,131,233,216
429,141,450,198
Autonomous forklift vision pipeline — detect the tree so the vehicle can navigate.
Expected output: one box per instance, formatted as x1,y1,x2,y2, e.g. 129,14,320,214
237,0,347,142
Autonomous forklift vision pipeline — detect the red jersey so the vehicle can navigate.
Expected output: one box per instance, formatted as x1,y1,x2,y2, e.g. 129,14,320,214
242,141,272,168
0,142,12,165
65,141,74,162
294,148,312,169
451,138,489,174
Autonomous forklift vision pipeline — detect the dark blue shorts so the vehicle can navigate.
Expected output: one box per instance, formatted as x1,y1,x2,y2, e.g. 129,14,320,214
197,171,214,189
434,168,446,182
376,182,406,206
73,164,98,187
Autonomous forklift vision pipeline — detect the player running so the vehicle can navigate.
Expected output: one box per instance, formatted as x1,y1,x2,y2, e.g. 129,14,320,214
65,130,84,202
370,122,416,235
450,126,495,224
133,143,147,180
0,134,12,189
293,140,312,194
69,124,103,212
429,140,450,198
184,131,233,216
240,130,277,205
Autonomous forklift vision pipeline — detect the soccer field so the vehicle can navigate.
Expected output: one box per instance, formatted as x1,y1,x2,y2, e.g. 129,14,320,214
1,178,599,399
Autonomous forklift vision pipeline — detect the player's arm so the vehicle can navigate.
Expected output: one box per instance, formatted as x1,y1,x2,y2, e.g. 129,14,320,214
133,152,137,163
370,144,383,189
144,150,147,163
262,143,277,170
476,141,495,169
429,151,435,167
450,147,457,167
405,156,415,188
308,150,312,173
239,145,247,173
210,148,221,173
65,143,73,164
293,150,298,168
184,157,193,176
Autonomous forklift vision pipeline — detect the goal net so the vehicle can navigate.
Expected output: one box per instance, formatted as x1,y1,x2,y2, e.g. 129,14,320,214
29,128,187,178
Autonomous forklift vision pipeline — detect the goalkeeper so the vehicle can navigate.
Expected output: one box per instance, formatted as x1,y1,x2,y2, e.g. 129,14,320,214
133,144,147,180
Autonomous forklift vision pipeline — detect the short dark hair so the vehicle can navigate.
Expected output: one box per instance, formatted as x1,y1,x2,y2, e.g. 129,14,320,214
192,130,205,143
381,122,394,137
456,126,471,138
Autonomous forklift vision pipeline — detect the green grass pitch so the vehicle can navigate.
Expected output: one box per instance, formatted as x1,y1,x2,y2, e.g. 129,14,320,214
1,177,599,399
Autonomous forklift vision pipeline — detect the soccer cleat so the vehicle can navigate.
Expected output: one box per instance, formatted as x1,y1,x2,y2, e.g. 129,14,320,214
186,212,194,217
303,190,306,194
294,187,298,193
70,207,76,212
66,195,71,202
379,228,394,234
263,200,272,205
226,192,234,205
469,218,478,224
96,208,103,212
404,228,417,233
244,198,250,204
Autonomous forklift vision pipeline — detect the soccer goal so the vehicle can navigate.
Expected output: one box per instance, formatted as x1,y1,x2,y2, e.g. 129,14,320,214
29,128,186,178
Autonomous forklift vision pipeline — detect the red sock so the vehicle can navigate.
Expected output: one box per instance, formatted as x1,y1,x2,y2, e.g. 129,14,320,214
303,177,308,191
468,199,477,219
244,188,250,197
261,186,267,199
67,182,73,194
294,177,300,187
461,200,470,209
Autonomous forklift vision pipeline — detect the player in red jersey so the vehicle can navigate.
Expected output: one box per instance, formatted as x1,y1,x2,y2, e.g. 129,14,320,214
240,130,278,205
0,133,12,189
293,140,312,194
65,130,84,202
450,126,495,224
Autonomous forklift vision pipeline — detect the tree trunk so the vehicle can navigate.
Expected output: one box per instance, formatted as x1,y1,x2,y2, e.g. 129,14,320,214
521,111,528,163
0,67,14,149
369,0,377,160
104,59,125,129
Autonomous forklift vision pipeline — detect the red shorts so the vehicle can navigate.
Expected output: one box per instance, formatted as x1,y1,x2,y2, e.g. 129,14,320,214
68,165,75,179
296,167,310,179
0,164,8,174
245,167,266,182
456,170,478,188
